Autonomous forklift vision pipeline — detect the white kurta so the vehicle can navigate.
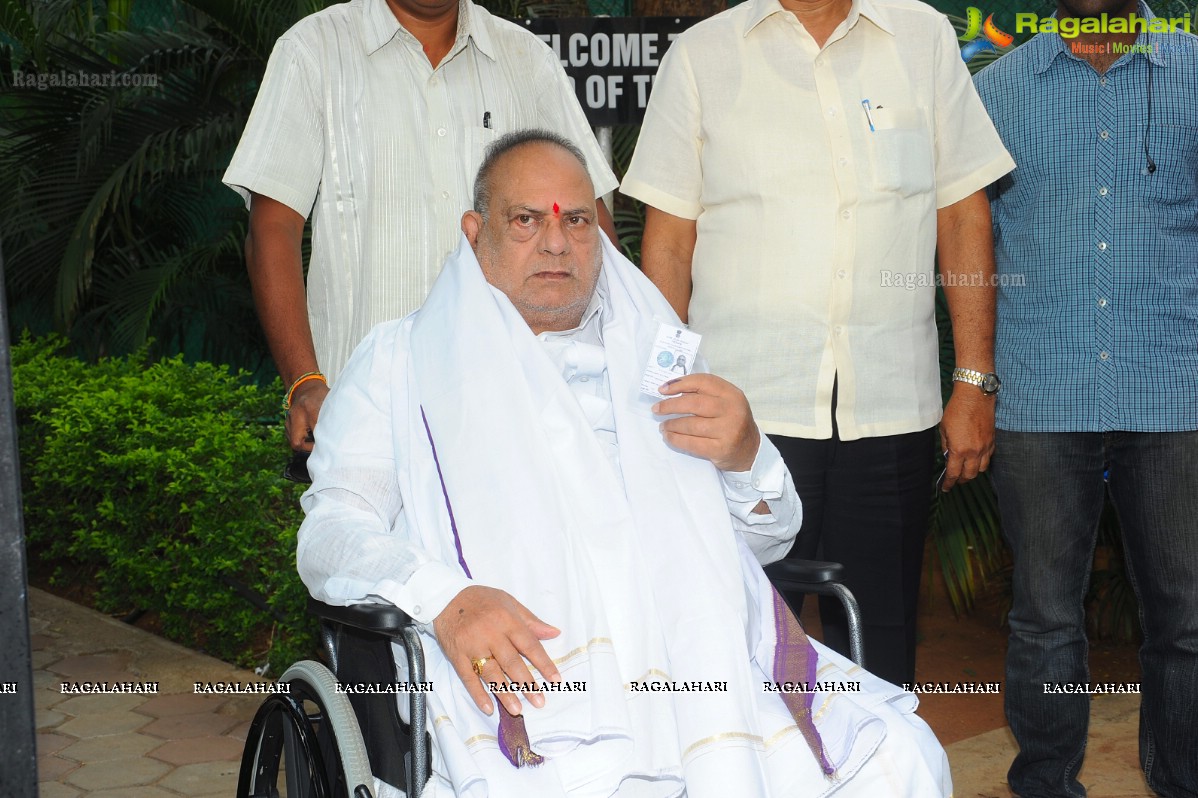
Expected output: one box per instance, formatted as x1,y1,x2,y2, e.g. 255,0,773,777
298,236,950,797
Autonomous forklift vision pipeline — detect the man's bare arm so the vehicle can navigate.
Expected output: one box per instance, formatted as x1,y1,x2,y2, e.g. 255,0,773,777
936,189,997,489
641,206,697,322
246,192,328,451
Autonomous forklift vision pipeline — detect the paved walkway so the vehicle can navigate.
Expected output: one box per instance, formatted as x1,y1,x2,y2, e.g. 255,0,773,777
32,589,258,798
29,587,1154,797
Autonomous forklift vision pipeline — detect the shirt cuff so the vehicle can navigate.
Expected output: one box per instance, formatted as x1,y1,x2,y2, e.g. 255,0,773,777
720,433,786,520
370,561,474,625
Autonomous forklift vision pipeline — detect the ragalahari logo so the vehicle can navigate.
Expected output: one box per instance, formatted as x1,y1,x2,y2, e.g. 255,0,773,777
959,7,1014,62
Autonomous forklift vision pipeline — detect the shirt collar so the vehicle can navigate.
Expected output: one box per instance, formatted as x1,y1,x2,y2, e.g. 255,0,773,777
539,281,606,342
1032,0,1167,74
743,0,894,39
364,0,496,60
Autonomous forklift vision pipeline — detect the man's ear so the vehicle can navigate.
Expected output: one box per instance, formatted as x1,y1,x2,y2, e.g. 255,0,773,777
462,210,483,246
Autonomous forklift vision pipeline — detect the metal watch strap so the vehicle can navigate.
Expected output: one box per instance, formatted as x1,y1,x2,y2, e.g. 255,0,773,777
952,368,986,388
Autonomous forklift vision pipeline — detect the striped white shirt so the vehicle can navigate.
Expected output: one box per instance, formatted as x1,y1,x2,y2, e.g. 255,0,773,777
223,0,618,380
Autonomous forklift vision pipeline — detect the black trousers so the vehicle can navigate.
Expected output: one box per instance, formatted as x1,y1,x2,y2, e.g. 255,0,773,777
770,420,935,687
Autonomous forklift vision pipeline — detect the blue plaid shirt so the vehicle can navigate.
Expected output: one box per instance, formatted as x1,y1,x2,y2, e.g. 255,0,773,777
974,13,1198,432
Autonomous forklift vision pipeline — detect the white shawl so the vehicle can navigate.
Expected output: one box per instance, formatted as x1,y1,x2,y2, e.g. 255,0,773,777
386,235,912,797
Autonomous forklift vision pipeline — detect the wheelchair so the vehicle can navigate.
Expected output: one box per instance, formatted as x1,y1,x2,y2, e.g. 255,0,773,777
237,455,865,798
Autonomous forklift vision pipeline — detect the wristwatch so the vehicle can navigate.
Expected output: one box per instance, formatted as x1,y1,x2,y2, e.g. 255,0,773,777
952,367,1002,395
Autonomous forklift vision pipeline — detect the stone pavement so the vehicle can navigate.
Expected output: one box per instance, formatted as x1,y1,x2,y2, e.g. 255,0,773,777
28,586,1154,797
946,694,1152,798
31,588,261,798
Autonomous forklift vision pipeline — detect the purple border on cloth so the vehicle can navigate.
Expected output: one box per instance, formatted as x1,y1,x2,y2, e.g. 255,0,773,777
420,407,472,580
420,406,544,768
772,587,835,775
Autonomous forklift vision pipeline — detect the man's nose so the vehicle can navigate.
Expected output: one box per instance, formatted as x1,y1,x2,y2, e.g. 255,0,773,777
539,216,570,256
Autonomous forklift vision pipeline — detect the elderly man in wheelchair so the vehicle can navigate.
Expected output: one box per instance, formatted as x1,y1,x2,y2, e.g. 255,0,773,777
238,129,951,798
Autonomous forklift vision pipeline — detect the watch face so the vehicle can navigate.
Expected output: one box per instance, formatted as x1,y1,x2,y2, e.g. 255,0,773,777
981,373,1002,394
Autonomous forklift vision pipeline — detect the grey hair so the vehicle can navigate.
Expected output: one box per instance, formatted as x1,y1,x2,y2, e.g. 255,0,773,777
472,129,590,222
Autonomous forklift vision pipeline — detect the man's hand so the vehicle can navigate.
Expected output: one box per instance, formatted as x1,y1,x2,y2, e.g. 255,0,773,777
432,586,562,717
938,383,996,490
285,379,330,452
653,374,760,472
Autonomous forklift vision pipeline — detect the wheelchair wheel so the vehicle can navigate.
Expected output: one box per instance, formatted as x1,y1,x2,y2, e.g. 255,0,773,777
237,660,376,798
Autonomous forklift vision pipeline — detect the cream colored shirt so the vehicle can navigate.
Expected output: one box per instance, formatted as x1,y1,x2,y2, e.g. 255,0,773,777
223,0,618,381
621,0,1014,440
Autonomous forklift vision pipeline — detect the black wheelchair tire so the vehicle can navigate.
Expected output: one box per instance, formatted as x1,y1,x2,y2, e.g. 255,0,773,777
237,660,376,798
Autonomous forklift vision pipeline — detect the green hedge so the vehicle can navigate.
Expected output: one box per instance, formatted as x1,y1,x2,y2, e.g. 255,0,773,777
13,335,316,673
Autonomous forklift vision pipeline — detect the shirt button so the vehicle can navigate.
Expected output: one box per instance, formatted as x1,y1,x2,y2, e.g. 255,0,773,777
840,210,851,220
1099,351,1110,360
1100,77,1107,86
827,107,837,117
837,269,847,279
430,77,438,87
1098,186,1109,196
838,157,849,166
441,190,450,199
1098,297,1108,307
1099,130,1110,140
834,325,844,336
1098,241,1108,251
413,605,422,616
815,57,823,67
437,127,447,137
579,376,590,383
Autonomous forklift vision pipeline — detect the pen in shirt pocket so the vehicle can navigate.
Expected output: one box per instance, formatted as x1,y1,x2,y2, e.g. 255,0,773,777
861,99,876,132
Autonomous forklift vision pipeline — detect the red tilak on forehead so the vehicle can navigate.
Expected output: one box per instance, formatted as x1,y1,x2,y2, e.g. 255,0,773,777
552,202,560,215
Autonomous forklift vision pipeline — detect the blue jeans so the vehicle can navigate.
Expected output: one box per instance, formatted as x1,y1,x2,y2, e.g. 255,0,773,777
991,430,1198,798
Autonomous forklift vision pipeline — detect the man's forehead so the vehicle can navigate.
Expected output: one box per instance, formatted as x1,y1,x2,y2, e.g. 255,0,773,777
490,143,595,198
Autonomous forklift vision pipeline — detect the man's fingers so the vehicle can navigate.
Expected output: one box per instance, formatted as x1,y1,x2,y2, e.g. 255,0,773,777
943,452,982,488
656,373,712,396
284,413,315,452
510,628,561,685
512,606,562,683
653,392,722,419
661,414,721,440
479,643,533,716
491,644,547,711
456,658,495,716
661,430,719,461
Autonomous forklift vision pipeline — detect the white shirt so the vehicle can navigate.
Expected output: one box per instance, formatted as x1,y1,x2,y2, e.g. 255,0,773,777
621,0,1014,440
223,0,619,380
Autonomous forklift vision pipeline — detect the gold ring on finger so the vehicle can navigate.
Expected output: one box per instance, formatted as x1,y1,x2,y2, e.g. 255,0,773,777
471,657,489,676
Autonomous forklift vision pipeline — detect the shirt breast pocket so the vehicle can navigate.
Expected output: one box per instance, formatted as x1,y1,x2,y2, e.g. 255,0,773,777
870,107,935,197
1141,123,1198,206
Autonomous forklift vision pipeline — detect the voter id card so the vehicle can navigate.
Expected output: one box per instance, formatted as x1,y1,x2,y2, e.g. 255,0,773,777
640,323,701,399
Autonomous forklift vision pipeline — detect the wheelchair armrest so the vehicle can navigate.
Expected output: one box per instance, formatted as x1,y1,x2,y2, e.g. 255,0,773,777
308,598,417,638
763,559,845,589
